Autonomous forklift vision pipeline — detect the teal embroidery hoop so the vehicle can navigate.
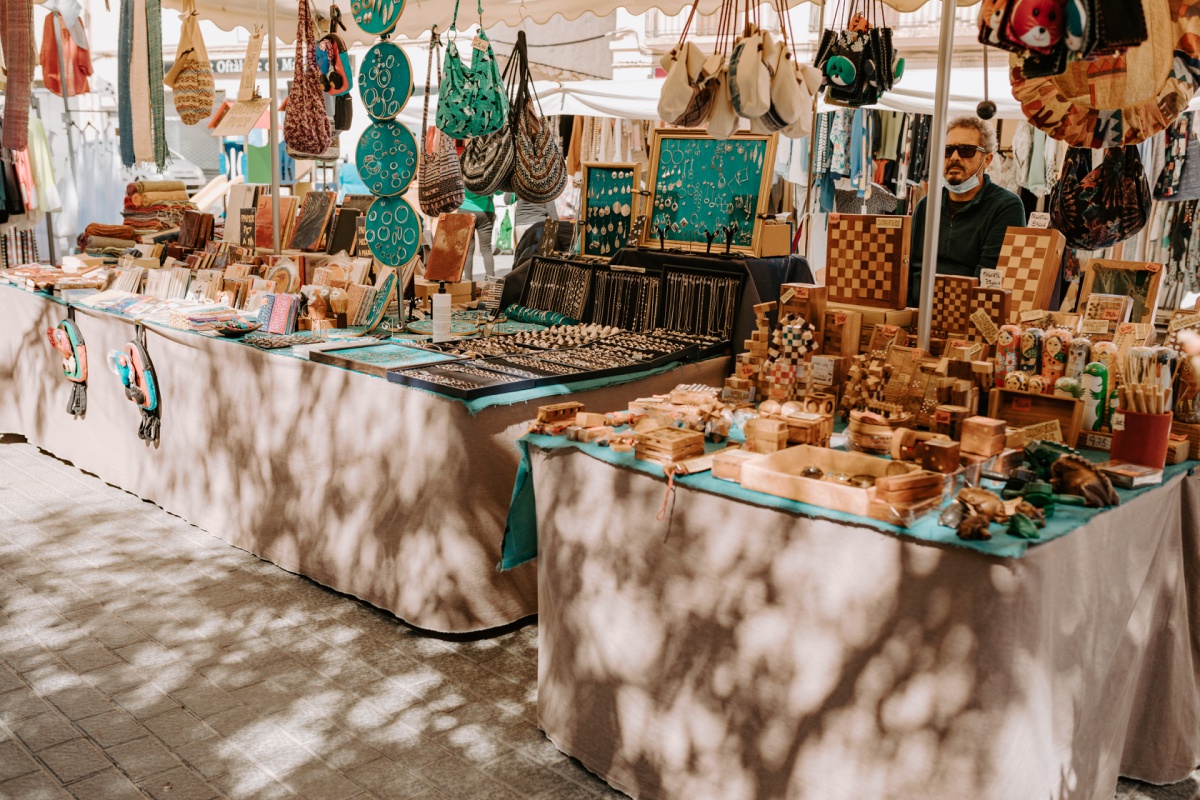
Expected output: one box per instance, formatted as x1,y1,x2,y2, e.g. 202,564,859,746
365,196,422,267
358,41,414,121
350,0,405,36
356,121,418,197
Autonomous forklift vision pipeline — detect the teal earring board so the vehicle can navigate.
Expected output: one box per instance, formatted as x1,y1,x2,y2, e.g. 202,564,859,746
350,0,406,36
638,130,777,255
365,196,422,267
356,121,419,197
580,163,641,258
359,41,414,121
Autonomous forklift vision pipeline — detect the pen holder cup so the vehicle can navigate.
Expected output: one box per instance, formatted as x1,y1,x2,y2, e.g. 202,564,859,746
1111,411,1173,470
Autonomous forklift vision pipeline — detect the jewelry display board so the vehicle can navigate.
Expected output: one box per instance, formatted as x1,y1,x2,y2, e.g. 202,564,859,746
518,257,593,321
587,263,662,332
581,163,640,258
639,130,777,255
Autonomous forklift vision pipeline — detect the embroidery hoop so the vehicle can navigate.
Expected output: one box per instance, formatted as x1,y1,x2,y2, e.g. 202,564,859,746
355,120,418,197
358,40,414,121
365,195,422,267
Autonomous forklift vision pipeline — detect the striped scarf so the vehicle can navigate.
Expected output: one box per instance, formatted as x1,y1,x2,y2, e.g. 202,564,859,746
0,0,33,151
146,0,168,170
118,0,134,166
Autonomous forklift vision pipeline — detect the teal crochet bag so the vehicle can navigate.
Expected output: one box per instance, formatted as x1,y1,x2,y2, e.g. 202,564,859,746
436,0,508,140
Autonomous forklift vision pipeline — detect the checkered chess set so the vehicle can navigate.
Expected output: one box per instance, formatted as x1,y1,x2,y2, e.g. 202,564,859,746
825,214,912,310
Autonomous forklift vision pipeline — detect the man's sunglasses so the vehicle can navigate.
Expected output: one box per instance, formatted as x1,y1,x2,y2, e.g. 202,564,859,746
945,145,986,159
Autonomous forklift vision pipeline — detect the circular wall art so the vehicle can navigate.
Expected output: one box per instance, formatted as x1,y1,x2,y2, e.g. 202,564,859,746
355,121,418,197
365,195,421,267
358,41,414,121
350,0,405,37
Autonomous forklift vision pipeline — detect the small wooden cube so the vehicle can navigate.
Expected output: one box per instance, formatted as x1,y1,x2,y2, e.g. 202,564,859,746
918,440,962,474
962,431,1007,457
1166,438,1190,466
961,415,1007,438
537,401,585,424
575,412,610,429
712,449,762,482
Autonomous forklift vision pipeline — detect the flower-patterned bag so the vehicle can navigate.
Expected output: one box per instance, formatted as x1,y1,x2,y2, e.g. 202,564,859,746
283,0,332,157
436,0,508,140
1050,145,1150,250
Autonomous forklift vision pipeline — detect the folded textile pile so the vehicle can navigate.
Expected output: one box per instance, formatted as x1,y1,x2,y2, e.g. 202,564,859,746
122,180,195,232
76,223,139,254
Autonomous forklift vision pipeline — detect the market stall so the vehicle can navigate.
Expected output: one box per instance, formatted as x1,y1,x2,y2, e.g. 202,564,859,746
0,283,730,632
526,440,1200,800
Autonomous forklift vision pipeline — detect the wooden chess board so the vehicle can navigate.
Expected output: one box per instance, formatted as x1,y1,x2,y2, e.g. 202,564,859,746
825,214,911,310
997,227,1065,320
970,286,1012,341
931,275,977,338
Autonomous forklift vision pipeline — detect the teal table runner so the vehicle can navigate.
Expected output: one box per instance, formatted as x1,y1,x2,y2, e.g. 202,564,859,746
499,431,1197,569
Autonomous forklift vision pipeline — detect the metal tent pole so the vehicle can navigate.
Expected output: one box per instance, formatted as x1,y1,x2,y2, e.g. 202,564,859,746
915,0,957,352
52,14,80,183
267,0,282,254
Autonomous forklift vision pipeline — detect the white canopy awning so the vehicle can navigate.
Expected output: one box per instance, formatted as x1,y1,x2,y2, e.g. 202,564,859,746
165,0,982,46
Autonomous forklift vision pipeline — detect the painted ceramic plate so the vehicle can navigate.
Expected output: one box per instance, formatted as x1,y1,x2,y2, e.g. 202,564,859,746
355,121,418,197
349,0,405,36
358,41,414,121
365,196,421,267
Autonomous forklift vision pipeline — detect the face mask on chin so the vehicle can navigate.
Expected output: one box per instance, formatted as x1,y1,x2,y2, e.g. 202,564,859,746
946,159,984,196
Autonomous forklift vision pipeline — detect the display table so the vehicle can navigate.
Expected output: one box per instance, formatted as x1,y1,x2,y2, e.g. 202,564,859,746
0,286,729,632
528,442,1200,800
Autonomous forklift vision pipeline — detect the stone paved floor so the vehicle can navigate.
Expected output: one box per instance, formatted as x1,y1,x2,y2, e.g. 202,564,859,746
0,434,1196,800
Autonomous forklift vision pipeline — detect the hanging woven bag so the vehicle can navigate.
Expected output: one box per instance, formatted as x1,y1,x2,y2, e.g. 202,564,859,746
419,29,466,216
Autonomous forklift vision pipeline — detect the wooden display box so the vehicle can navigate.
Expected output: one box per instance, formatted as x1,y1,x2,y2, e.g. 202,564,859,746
1170,421,1200,460
415,279,474,309
780,284,827,327
987,389,1084,448
758,221,793,258
740,446,936,527
828,303,914,351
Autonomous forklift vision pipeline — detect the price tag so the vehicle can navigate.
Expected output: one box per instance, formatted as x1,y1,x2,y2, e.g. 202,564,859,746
1012,396,1033,412
1116,322,1136,336
1080,432,1112,451
1145,262,1162,273
239,209,256,247
1020,309,1047,324
979,269,1004,290
811,357,835,386
935,409,951,425
1100,307,1121,321
832,313,847,326
971,309,1000,344
238,30,264,102
1112,412,1126,432
797,288,810,299
1169,312,1200,332
472,35,489,51
1082,319,1111,335
876,217,903,229
780,288,796,305
1022,419,1064,442
1028,212,1051,229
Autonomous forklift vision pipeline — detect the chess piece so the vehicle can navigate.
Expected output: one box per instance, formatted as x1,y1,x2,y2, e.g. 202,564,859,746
995,324,1021,388
1019,327,1043,373
1040,328,1071,393
1066,337,1091,379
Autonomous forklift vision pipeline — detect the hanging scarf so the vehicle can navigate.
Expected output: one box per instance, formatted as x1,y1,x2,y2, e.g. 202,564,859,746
145,0,168,169
0,0,33,150
118,0,135,166
130,0,154,164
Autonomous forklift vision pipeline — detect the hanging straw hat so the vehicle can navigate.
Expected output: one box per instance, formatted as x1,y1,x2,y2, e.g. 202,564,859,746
1010,0,1200,148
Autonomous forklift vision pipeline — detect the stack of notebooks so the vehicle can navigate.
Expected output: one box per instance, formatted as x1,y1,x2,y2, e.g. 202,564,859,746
345,283,378,327
257,294,301,334
287,191,336,251
255,195,299,250
178,211,215,250
144,267,193,300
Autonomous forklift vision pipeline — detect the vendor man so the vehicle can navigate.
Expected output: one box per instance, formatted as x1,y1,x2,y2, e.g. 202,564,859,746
908,116,1026,306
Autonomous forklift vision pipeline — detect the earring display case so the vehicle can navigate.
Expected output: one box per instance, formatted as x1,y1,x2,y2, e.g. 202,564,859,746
581,163,641,258
639,130,777,256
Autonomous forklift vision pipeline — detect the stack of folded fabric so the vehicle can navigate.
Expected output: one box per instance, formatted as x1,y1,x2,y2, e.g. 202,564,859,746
122,180,196,232
76,223,139,256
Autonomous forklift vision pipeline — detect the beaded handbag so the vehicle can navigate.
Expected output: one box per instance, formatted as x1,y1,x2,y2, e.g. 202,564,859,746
511,32,566,204
420,31,465,216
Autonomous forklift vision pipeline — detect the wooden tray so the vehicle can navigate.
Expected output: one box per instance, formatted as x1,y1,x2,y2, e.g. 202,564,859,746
987,388,1084,447
740,446,926,525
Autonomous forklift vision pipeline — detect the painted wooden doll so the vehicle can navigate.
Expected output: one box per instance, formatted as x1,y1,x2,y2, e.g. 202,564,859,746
1005,370,1030,391
1019,327,1044,373
1066,338,1091,379
1040,328,1071,392
1054,376,1082,399
1081,361,1112,432
995,324,1021,388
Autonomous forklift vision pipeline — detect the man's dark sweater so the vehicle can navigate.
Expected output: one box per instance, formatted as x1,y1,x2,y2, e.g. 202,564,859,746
907,176,1026,306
